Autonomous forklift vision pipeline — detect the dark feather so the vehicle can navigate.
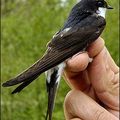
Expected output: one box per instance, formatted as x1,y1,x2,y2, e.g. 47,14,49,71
48,15,106,50
2,6,106,91
45,83,58,120
46,69,59,120
11,74,39,94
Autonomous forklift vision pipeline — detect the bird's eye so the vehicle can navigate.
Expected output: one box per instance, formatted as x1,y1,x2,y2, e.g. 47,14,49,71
97,1,104,7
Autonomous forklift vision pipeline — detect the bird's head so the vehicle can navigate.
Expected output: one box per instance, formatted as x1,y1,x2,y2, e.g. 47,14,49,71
79,0,113,18
96,0,113,9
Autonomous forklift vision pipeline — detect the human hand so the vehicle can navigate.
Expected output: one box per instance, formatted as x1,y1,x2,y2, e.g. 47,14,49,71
64,37,119,120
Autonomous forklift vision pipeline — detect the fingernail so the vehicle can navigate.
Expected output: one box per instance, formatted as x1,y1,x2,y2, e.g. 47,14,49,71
89,57,93,63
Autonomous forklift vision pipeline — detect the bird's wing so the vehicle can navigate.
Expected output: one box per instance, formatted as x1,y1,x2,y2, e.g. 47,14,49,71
2,15,106,88
48,15,106,50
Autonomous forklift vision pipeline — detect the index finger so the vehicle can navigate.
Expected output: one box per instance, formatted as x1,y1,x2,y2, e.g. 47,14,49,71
64,37,105,89
87,37,105,58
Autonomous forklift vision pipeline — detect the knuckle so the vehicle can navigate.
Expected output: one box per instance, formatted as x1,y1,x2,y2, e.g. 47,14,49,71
94,109,106,120
64,91,72,108
64,90,77,109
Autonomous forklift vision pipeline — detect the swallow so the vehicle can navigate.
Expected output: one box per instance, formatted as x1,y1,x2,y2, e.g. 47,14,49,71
2,0,113,120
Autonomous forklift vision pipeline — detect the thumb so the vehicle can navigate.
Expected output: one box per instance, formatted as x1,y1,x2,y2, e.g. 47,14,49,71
64,90,118,120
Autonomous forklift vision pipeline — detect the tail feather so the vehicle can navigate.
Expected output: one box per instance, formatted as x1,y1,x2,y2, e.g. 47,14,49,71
45,63,65,120
46,83,58,120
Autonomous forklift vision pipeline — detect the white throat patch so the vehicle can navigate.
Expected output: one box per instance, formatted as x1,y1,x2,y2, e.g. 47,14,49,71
97,7,107,18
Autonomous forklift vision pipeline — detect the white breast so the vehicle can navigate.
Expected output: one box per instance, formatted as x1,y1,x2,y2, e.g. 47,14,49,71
97,7,107,18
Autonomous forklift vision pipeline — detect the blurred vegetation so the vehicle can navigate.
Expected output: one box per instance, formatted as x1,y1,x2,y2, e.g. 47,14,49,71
1,0,119,120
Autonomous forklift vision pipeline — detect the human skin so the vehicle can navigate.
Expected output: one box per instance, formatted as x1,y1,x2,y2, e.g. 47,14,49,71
63,37,119,120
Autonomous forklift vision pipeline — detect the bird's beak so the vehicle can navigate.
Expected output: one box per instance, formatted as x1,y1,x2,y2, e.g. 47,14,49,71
107,5,113,9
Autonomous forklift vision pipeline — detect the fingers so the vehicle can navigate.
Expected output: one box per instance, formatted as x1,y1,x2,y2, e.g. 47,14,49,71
64,37,119,112
106,49,119,73
64,53,90,90
64,90,118,120
64,37,104,89
87,37,105,58
88,47,119,111
66,52,89,73
65,37,104,73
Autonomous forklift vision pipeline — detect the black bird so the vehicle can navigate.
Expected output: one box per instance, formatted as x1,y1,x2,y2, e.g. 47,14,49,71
2,0,113,120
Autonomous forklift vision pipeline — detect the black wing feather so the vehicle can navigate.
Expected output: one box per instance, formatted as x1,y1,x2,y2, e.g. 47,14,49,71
11,74,39,94
2,15,106,91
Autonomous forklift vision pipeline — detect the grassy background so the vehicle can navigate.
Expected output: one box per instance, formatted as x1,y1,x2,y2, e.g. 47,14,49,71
1,0,119,120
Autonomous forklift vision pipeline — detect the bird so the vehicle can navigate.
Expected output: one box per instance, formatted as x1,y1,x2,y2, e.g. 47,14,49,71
2,0,113,120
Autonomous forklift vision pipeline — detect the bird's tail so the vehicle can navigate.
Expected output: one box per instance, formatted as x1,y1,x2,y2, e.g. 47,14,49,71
45,63,65,120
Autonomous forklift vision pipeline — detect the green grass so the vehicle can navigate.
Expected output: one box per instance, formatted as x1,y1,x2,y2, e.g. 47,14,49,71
1,0,119,120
